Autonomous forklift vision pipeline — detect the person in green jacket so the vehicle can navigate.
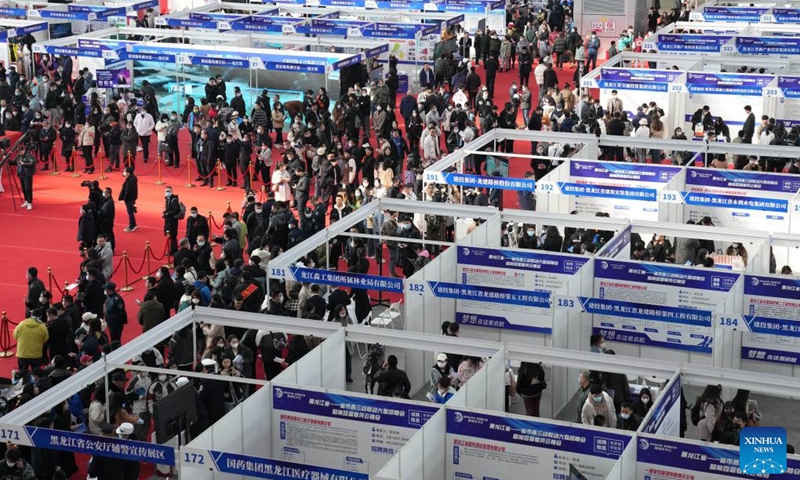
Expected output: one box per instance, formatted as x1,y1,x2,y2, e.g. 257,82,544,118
14,309,49,371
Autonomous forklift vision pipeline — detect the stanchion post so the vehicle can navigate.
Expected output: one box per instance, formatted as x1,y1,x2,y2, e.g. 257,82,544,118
249,162,254,189
63,281,69,297
227,201,232,213
155,155,165,185
120,251,134,292
215,161,225,191
70,151,81,178
46,267,53,293
127,152,133,169
49,149,60,176
207,210,213,235
144,241,151,280
97,145,108,180
0,312,13,357
185,160,194,188
166,232,174,268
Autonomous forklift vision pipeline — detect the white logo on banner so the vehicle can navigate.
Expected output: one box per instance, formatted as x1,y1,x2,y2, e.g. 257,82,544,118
454,412,464,422
690,171,697,178
751,277,760,286
639,438,650,450
274,388,284,398
462,248,470,256
600,261,609,270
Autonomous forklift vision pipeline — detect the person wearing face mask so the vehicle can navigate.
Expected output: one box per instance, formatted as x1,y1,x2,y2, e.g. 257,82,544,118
125,370,152,441
725,242,749,267
589,333,608,353
517,224,539,249
103,282,127,343
133,107,154,163
267,289,288,316
186,207,209,249
632,386,654,419
617,402,641,431
711,401,739,444
430,353,458,395
162,187,181,254
581,383,617,428
118,167,138,232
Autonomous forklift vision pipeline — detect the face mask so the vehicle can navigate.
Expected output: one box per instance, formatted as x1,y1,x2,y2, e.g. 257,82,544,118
526,230,534,237
621,413,630,420
731,243,739,249
65,123,71,128
171,115,177,120
191,298,200,305
217,343,225,348
123,171,129,177
197,241,205,247
230,342,239,349
165,191,172,197
641,397,650,404
278,295,284,303
355,191,362,198
404,224,411,230
482,94,488,99
339,312,346,318
191,213,197,218
437,361,446,368
593,395,603,403
158,374,167,382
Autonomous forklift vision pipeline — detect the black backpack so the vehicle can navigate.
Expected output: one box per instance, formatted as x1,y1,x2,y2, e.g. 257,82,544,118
362,343,385,376
690,399,703,426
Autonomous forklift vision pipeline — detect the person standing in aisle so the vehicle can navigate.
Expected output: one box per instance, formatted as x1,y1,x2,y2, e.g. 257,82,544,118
163,186,181,254
103,282,127,344
119,166,138,232
133,107,154,163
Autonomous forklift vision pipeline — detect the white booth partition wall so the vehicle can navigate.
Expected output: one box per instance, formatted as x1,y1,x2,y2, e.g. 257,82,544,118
537,159,684,223
683,72,774,135
638,370,682,438
771,233,800,274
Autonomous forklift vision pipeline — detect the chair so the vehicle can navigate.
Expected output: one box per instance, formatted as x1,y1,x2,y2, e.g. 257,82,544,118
370,301,403,329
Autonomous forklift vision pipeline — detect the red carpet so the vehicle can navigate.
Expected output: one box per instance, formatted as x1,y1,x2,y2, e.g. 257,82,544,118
0,61,578,372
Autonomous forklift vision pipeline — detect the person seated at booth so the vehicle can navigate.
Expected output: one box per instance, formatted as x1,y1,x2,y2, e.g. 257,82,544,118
617,402,641,431
781,265,793,275
632,387,653,419
432,377,457,404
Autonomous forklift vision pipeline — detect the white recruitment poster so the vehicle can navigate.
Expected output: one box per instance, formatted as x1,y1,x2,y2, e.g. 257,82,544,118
567,161,681,221
271,385,438,475
741,274,800,365
446,409,632,480
456,246,588,332
592,259,740,353
637,435,800,480
683,169,800,234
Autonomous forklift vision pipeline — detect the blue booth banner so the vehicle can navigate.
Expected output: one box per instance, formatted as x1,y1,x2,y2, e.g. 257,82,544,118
686,169,800,194
538,182,658,202
741,275,800,365
571,161,680,184
270,266,404,293
593,259,739,353
598,224,632,259
638,436,800,480
456,246,587,275
681,192,788,213
265,62,326,74
736,37,800,56
446,409,631,458
420,281,551,308
655,34,732,52
375,1,426,9
121,51,177,63
640,374,681,436
23,426,175,465
182,449,368,480
778,76,800,98
0,22,48,41
0,7,27,16
423,170,536,191
27,9,97,20
772,8,800,23
600,68,683,84
596,80,668,92
702,6,766,22
686,72,772,95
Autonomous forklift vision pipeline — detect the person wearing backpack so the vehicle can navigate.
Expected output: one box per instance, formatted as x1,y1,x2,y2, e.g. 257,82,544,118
162,186,183,254
694,384,723,441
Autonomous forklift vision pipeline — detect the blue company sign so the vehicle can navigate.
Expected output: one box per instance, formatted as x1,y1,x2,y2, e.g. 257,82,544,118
289,266,404,293
427,281,550,307
656,34,732,52
555,182,658,202
593,325,712,352
25,426,174,465
458,246,587,275
0,7,26,16
682,192,789,213
594,259,739,291
571,161,679,183
579,297,712,326
773,8,800,23
686,72,772,96
265,62,325,74
272,386,438,429
447,409,631,458
332,55,363,71
207,450,367,480
364,44,390,58
641,375,681,434
598,224,632,258
744,315,800,338
742,346,800,365
686,168,800,193
191,57,249,68
121,52,176,63
744,274,800,298
702,6,766,22
440,172,535,191
736,37,800,56
47,47,103,58
740,427,787,475
596,80,668,92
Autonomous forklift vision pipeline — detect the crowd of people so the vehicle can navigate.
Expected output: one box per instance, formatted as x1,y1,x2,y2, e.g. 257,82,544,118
4,0,800,477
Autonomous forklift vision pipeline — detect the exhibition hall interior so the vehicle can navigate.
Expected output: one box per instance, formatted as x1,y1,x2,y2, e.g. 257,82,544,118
0,0,799,479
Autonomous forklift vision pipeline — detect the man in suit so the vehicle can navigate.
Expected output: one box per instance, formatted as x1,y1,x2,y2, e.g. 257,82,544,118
742,105,756,143
419,64,434,90
326,285,350,322
606,90,623,116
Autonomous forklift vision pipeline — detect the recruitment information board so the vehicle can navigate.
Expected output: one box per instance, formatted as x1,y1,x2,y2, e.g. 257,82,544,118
455,246,588,332
446,409,631,480
592,260,739,353
271,386,438,475
741,275,800,365
682,169,800,233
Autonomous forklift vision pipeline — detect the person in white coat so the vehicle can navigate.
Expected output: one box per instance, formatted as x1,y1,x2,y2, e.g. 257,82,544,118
133,108,155,163
634,118,651,163
422,125,440,164
581,383,617,428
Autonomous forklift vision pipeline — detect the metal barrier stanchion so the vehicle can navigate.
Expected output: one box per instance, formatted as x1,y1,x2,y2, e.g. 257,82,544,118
49,150,60,176
70,151,81,178
63,281,69,297
249,162,254,190
226,201,232,213
155,154,165,185
215,161,225,191
0,312,16,358
97,145,108,180
144,241,151,280
185,159,194,188
47,267,53,293
120,251,133,292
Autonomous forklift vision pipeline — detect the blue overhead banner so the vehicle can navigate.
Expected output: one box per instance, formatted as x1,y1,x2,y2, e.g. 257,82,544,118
41,46,104,58
598,224,632,259
772,8,800,23
191,450,369,480
121,51,176,63
424,171,536,191
0,22,48,39
571,161,680,184
681,192,788,213
702,6,766,22
640,374,682,436
28,9,97,20
686,169,800,194
265,62,326,74
778,76,800,98
188,56,249,68
24,426,175,465
686,72,772,95
736,36,800,56
428,281,551,308
0,7,26,16
542,182,658,202
599,69,683,92
276,266,404,293
655,34,732,52
375,1,426,9
742,274,800,365
578,297,712,327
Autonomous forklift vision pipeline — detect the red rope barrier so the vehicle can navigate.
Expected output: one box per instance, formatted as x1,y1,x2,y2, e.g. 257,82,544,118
161,162,189,177
209,214,226,230
111,255,125,276
0,312,17,357
150,237,169,262
126,253,147,275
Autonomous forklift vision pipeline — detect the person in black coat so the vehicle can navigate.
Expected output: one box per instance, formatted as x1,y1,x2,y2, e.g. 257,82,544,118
223,136,240,186
99,189,115,248
372,355,411,396
300,284,326,319
199,359,227,424
484,54,499,98
119,167,138,232
742,105,755,143
77,204,98,252
186,207,210,247
82,268,105,317
163,187,181,254
326,286,351,322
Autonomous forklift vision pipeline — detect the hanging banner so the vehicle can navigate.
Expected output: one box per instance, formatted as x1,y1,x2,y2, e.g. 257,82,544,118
446,409,631,480
698,6,766,22
637,435,799,480
685,72,772,96
771,8,800,23
270,266,404,293
265,62,326,74
186,56,249,68
447,246,587,332
639,374,681,436
120,51,176,63
597,224,632,259
736,37,800,56
654,35,732,53
598,69,684,93
181,448,368,480
741,274,800,365
271,386,437,476
0,7,26,16
592,259,739,353
423,171,536,191
682,169,799,232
